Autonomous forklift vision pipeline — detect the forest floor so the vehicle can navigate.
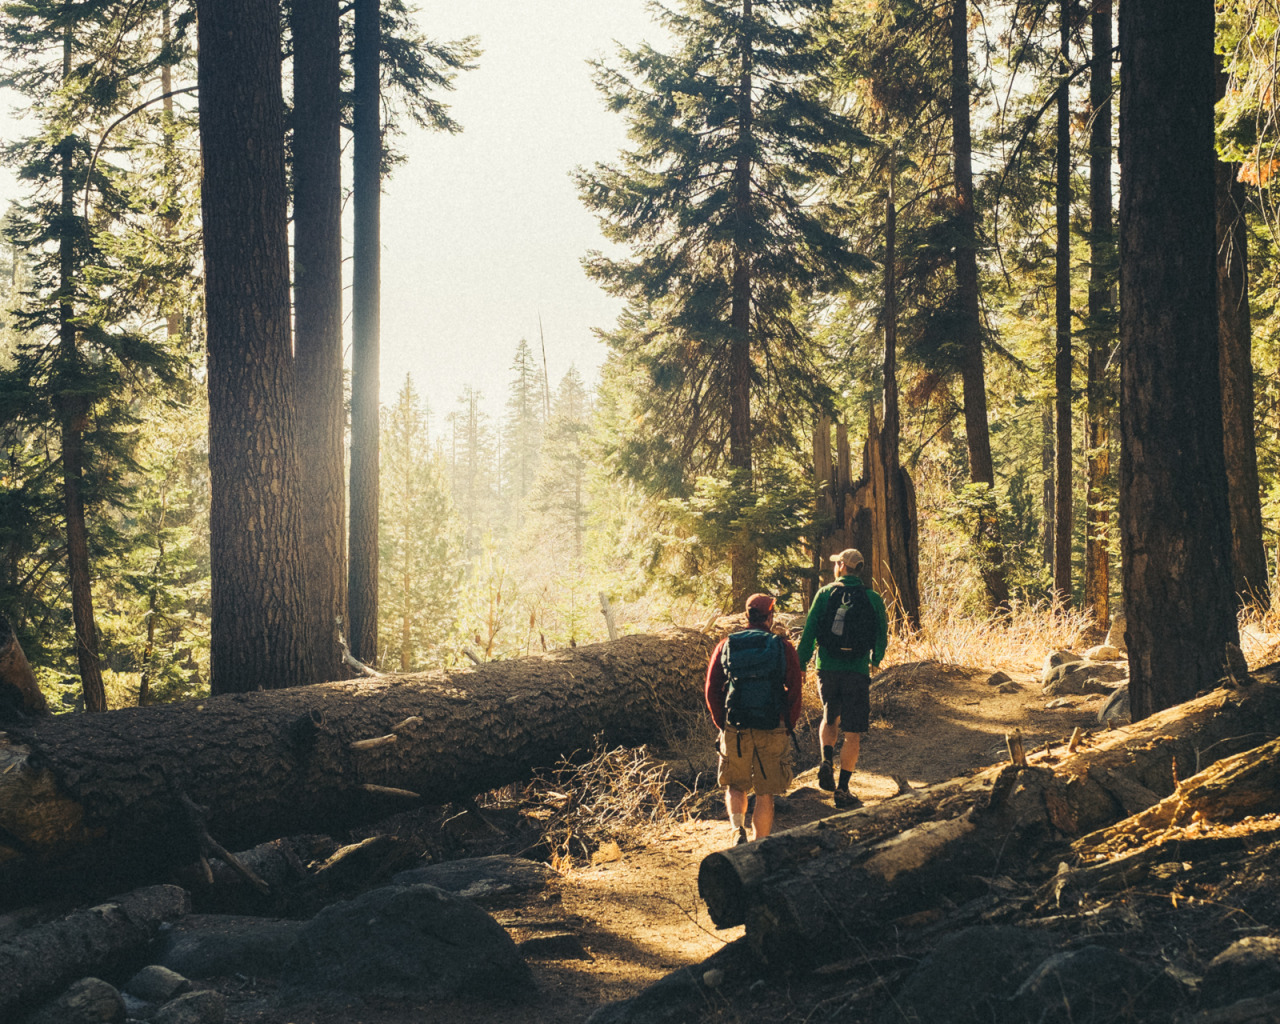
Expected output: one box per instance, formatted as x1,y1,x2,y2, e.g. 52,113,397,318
217,654,1116,1024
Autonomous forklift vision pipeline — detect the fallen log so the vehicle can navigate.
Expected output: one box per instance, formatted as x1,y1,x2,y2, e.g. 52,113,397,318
0,884,190,1020
0,628,711,906
697,667,1280,966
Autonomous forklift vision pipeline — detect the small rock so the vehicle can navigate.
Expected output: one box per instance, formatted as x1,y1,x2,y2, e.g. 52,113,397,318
392,854,560,902
152,915,302,978
997,681,1021,694
125,965,191,1004
703,968,726,989
986,670,1013,687
1044,697,1076,709
27,978,124,1024
153,989,226,1024
1083,644,1121,661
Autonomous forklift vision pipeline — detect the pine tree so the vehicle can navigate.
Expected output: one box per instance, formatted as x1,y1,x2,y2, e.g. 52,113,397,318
578,0,867,606
378,376,465,671
447,386,496,553
501,339,546,529
530,367,591,561
0,0,190,708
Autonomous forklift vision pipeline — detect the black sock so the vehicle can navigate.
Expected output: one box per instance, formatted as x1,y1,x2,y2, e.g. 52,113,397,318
822,745,835,763
839,769,852,790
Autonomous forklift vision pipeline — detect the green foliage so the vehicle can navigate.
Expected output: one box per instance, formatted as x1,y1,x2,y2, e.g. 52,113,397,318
378,376,466,672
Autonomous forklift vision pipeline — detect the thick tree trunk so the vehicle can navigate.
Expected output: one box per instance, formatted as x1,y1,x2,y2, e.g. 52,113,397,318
0,629,713,907
1053,0,1073,605
1119,0,1238,717
952,0,1009,611
0,885,190,1021
58,31,105,713
0,614,48,718
1215,69,1269,608
699,669,1280,964
348,0,382,663
198,0,315,693
292,0,347,680
881,169,922,630
1084,0,1113,631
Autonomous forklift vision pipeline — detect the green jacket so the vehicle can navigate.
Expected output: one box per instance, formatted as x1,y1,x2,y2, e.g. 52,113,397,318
796,575,888,673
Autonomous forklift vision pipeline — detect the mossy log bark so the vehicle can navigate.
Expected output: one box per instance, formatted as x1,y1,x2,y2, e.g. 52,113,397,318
0,884,190,1019
699,667,1280,966
0,629,712,906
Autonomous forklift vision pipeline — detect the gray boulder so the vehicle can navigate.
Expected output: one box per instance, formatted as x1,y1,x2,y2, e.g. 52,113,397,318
27,977,124,1024
280,883,532,1001
1042,660,1128,696
1098,685,1131,726
124,965,191,1004
151,915,303,978
1199,936,1280,1008
1041,651,1082,686
392,854,559,902
1013,945,1180,1021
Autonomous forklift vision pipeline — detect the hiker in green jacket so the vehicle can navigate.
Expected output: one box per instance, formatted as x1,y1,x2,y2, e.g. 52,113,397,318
796,548,888,808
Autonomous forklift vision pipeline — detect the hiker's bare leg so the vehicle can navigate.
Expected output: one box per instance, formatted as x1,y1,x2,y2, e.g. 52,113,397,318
751,793,774,840
820,718,840,752
726,786,748,818
840,732,861,772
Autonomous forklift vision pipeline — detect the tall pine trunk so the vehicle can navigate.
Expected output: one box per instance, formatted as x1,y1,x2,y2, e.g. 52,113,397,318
728,0,758,606
1214,68,1269,607
880,160,921,629
58,33,105,713
292,0,346,680
952,0,1009,610
1084,0,1113,632
349,0,382,662
1119,0,1237,717
1053,1,1073,605
198,0,315,694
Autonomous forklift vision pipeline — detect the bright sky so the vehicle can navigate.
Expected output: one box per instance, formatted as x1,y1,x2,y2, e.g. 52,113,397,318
0,1,664,432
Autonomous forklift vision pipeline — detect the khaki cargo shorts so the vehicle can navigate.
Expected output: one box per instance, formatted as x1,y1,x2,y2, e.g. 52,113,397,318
717,726,793,796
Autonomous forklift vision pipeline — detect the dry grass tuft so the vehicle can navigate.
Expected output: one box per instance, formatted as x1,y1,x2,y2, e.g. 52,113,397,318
890,599,1095,672
1240,599,1280,668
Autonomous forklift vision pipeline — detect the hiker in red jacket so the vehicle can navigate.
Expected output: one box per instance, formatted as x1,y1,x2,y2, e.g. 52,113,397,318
705,593,803,845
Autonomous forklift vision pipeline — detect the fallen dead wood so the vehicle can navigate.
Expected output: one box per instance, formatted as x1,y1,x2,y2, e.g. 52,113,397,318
0,628,712,906
698,667,1280,966
0,884,190,1020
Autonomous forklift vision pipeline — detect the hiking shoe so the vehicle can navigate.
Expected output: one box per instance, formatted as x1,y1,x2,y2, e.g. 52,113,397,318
833,788,861,810
818,760,835,791
735,826,750,846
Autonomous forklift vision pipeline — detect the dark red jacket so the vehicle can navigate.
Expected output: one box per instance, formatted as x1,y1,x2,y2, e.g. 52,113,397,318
705,630,803,731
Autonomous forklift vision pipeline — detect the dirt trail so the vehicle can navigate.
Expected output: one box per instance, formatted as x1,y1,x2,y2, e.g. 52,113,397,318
225,659,1106,1023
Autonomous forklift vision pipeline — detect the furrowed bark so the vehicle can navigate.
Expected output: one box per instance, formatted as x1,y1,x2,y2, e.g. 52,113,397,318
0,629,713,906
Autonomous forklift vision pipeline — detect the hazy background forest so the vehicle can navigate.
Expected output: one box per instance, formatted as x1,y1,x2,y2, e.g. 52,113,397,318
1,0,1277,713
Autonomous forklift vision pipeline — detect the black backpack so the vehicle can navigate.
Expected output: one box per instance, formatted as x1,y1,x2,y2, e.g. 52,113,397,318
721,630,786,730
818,583,876,657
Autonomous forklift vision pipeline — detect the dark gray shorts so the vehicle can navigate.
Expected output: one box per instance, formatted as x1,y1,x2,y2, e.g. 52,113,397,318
817,669,871,733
